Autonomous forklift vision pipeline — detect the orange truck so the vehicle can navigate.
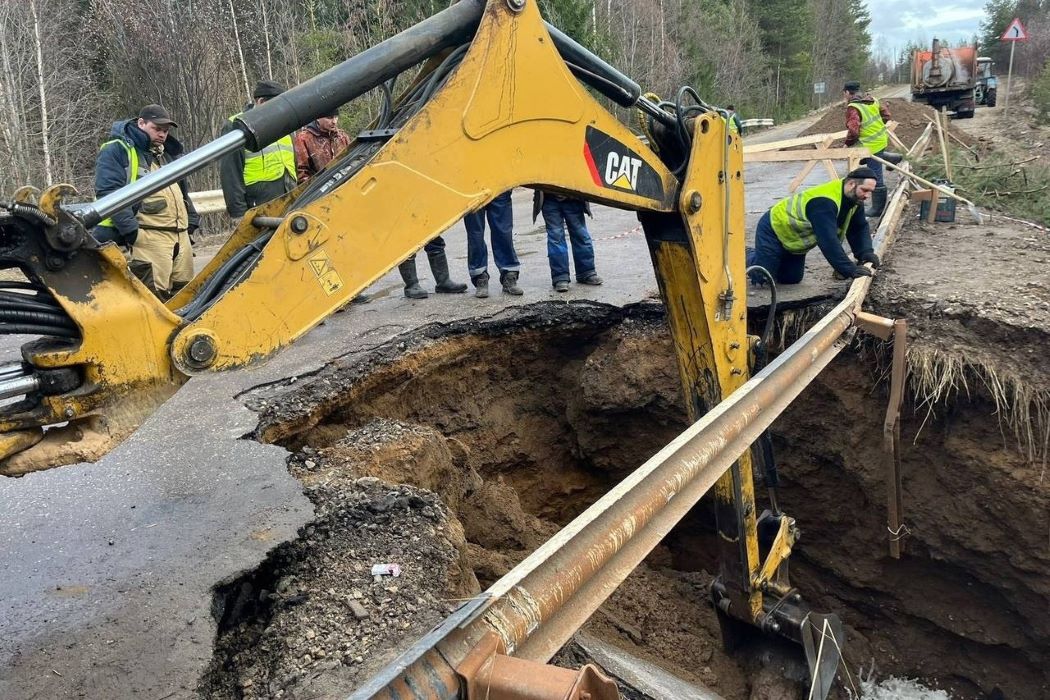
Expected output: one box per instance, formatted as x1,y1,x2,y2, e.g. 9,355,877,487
911,39,977,118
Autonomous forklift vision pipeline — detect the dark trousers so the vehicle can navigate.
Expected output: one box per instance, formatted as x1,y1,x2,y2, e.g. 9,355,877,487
464,191,519,277
747,212,807,284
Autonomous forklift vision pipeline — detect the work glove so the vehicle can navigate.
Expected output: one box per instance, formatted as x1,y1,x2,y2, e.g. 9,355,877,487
857,251,880,268
188,225,199,245
849,264,874,278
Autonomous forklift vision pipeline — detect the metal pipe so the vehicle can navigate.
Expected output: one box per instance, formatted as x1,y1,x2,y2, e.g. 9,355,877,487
235,0,485,151
77,132,246,229
545,21,641,108
0,375,39,401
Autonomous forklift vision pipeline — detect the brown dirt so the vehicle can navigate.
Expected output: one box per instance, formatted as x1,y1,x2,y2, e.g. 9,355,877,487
202,288,1050,699
801,98,978,151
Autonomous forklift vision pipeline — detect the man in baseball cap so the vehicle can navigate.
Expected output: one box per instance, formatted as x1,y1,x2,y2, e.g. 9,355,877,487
137,104,179,129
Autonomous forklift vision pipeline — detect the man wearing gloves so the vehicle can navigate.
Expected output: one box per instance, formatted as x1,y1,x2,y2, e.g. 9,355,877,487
747,167,881,285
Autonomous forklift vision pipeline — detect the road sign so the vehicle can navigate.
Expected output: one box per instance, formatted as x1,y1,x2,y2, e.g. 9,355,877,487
813,82,826,94
1001,17,1028,41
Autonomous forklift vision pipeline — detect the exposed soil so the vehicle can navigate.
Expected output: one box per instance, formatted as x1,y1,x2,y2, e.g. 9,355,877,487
200,279,1049,699
801,98,978,150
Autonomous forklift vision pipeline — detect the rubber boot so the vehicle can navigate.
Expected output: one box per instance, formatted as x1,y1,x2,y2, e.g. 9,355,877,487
472,271,490,299
866,186,887,218
500,270,523,296
398,258,429,299
427,248,467,294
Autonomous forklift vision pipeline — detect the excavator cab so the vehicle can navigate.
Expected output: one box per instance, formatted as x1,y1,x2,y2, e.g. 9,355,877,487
0,0,844,695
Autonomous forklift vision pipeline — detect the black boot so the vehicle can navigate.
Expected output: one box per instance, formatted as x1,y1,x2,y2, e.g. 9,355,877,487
398,258,429,299
866,186,887,218
500,270,523,295
472,271,490,299
427,248,467,294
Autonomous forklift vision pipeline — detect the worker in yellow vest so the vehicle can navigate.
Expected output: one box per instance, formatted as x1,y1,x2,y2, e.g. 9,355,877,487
220,80,297,222
843,81,892,217
92,104,200,299
746,167,881,285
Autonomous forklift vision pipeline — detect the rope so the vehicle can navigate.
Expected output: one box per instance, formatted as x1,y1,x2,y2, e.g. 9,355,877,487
887,523,912,541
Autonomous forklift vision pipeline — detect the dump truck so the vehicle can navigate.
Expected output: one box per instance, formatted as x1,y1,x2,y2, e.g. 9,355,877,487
911,39,977,118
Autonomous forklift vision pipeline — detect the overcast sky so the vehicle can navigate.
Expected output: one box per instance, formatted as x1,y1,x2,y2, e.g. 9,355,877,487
866,0,990,54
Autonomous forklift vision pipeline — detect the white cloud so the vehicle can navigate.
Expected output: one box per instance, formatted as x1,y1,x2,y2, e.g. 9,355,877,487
867,0,988,50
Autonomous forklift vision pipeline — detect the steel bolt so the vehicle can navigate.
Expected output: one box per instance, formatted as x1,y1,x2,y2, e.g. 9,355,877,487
64,406,74,418
686,191,703,214
506,0,527,10
290,216,309,234
186,335,217,369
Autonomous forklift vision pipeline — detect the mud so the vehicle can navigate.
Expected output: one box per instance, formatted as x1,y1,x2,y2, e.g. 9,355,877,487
201,275,1049,700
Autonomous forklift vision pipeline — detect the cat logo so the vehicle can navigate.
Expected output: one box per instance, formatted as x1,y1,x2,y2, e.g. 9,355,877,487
604,152,642,191
583,126,664,201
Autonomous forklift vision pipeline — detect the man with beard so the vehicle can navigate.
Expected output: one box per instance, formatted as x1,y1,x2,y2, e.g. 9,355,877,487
746,167,881,284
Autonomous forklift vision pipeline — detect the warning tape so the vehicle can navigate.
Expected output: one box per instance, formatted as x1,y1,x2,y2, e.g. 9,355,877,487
593,224,643,242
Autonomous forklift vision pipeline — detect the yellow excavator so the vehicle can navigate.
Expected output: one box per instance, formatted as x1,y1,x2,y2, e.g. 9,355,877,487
0,0,840,693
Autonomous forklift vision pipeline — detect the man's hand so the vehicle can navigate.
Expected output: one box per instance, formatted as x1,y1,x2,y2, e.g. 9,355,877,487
850,264,874,278
857,251,880,268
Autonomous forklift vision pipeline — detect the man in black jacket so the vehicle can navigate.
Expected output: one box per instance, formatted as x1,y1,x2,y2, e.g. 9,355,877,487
92,104,200,299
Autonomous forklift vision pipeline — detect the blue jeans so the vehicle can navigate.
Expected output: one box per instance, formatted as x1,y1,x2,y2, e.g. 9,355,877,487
747,212,807,284
542,198,596,283
464,191,519,277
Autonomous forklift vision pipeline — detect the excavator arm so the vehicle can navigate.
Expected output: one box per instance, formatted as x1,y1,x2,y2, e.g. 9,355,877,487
0,1,837,691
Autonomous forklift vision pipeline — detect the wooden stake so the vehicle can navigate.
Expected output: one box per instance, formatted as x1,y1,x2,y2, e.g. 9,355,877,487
936,107,952,181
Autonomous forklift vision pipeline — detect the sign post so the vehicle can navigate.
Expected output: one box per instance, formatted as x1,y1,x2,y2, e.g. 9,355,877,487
1001,17,1029,115
813,81,826,109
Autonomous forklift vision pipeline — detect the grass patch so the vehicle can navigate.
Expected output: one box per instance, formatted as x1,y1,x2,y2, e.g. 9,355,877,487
914,148,1050,226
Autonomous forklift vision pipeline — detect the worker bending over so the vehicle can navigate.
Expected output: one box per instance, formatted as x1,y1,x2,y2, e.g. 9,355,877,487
747,167,881,285
843,81,892,216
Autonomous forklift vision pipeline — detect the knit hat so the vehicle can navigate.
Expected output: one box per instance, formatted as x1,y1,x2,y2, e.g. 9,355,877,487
847,166,877,181
253,79,285,99
843,81,862,94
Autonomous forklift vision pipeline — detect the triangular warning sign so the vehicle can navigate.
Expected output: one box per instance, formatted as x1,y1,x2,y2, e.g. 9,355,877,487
1001,17,1028,41
309,257,329,275
610,173,634,190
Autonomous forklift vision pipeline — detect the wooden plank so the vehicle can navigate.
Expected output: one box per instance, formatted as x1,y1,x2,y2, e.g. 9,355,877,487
745,147,870,162
926,189,940,223
787,135,835,193
936,107,952,180
742,130,847,154
823,160,838,178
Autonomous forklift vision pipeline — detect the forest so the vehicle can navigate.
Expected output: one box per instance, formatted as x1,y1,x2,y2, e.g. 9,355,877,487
1,0,1008,197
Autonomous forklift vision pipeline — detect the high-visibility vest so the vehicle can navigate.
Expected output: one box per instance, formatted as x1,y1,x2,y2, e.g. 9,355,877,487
229,112,296,184
848,99,888,153
97,139,139,228
769,178,856,254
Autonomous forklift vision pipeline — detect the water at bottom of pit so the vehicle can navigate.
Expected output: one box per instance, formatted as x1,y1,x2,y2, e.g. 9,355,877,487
200,303,1046,700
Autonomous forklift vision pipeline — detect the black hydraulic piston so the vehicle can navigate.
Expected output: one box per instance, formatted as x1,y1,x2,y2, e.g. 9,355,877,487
234,0,485,152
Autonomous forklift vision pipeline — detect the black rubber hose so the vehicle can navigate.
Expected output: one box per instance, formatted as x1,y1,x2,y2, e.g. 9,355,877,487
0,308,77,328
746,264,777,361
0,323,79,339
0,293,64,312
